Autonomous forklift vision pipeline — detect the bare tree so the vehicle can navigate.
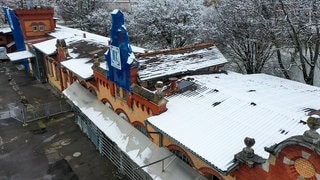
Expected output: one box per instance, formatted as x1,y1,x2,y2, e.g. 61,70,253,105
212,0,274,74
275,0,320,85
126,0,204,49
57,0,111,36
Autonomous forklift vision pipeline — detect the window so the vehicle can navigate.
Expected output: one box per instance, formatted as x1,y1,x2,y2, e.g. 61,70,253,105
39,24,45,31
172,150,192,167
116,86,120,97
135,124,150,137
104,102,112,110
204,174,220,180
55,65,60,81
32,24,37,32
122,88,127,100
118,112,129,122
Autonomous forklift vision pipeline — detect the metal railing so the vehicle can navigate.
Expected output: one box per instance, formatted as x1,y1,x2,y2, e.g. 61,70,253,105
74,111,152,180
9,100,72,123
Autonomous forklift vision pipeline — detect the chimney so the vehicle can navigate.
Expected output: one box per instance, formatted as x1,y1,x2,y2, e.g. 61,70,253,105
93,54,100,67
154,81,164,102
169,77,178,92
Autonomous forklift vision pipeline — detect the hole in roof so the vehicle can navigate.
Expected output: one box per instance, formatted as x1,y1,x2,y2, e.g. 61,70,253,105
212,102,222,107
306,109,320,116
302,108,316,113
298,120,307,125
279,129,289,135
250,102,256,106
207,89,219,94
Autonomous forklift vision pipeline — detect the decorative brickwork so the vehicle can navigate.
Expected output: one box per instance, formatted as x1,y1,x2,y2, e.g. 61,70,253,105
294,158,315,178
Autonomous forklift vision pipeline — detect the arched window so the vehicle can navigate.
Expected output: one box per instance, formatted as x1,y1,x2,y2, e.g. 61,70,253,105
132,121,150,138
172,150,192,167
115,109,129,122
101,99,113,110
167,144,194,167
88,87,97,96
119,112,129,122
199,167,221,180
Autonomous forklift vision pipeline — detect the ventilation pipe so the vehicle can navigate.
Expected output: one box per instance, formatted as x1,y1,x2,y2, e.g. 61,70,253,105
169,77,178,92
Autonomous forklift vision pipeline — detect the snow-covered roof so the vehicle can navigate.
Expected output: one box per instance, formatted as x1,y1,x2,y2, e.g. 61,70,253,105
32,38,57,55
61,58,106,80
50,25,146,53
147,71,320,172
63,82,206,180
6,50,34,61
137,44,228,81
33,25,146,80
0,26,11,34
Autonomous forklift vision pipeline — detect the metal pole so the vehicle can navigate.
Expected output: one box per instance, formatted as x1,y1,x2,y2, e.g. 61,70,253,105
135,154,174,171
22,108,28,127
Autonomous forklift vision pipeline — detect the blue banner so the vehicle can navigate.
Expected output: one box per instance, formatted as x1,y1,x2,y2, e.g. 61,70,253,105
105,10,133,92
3,7,29,72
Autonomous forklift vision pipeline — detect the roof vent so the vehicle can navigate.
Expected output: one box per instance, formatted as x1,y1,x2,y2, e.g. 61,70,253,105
168,77,178,92
250,102,256,106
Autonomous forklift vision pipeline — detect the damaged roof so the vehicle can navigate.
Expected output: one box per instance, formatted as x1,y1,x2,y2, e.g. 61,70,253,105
33,25,146,80
147,71,320,172
136,43,228,81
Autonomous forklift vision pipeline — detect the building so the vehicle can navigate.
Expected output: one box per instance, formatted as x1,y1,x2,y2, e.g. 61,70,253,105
0,25,15,56
4,6,56,81
146,72,320,179
3,6,320,180
14,7,55,40
61,10,210,179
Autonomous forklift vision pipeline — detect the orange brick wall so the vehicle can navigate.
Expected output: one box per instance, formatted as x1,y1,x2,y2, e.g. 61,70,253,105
14,8,55,39
230,145,320,180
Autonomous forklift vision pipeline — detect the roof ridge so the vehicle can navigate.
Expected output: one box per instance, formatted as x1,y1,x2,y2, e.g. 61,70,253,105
136,42,214,58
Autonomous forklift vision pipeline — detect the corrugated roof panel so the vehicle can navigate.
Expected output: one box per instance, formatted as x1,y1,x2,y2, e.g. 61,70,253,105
63,82,206,179
148,72,320,171
137,46,228,81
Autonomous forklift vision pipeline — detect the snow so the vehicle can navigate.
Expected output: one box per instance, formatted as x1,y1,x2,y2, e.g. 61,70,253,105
49,25,145,53
32,38,58,55
33,25,145,56
62,82,206,180
61,58,106,80
137,45,227,81
0,26,11,33
127,52,135,64
32,25,146,80
112,9,120,14
6,50,34,61
148,71,320,172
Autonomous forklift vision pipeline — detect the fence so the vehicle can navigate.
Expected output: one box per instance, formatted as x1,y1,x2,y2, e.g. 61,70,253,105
9,100,72,123
74,111,152,180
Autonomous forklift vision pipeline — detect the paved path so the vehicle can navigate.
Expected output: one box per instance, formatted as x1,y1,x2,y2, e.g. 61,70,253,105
0,60,129,180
